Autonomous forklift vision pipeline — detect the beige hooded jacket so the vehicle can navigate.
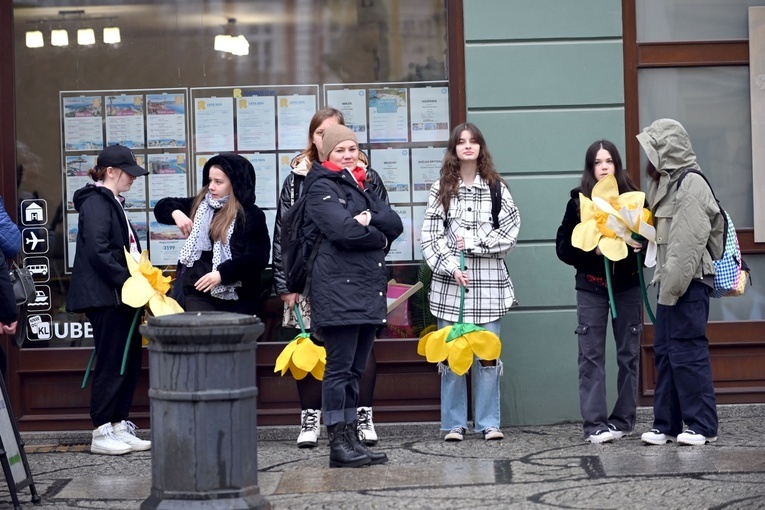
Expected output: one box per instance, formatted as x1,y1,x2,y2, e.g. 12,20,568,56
637,119,724,306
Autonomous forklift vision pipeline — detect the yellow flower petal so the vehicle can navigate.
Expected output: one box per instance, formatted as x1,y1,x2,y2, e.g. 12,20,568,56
466,330,502,361
598,236,628,261
274,341,297,374
572,220,602,252
290,365,309,380
310,361,325,381
125,248,139,275
148,294,184,316
292,337,320,372
424,328,450,363
122,276,155,308
447,336,473,376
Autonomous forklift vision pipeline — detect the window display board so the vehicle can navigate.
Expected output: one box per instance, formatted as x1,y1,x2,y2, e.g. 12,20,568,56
325,81,449,261
59,88,190,271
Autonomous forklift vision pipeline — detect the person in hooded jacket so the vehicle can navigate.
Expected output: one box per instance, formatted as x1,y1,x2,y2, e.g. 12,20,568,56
67,144,153,456
154,153,270,314
556,140,643,444
302,124,402,468
0,195,20,374
636,118,724,447
272,107,388,448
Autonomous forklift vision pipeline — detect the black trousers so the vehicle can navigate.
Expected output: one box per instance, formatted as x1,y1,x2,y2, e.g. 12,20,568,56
86,305,143,428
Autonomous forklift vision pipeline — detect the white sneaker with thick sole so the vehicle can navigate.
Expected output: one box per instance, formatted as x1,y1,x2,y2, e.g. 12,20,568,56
607,423,630,440
444,427,465,442
641,428,677,445
356,406,378,446
677,430,717,445
91,423,132,456
297,409,321,448
112,420,152,452
585,430,615,443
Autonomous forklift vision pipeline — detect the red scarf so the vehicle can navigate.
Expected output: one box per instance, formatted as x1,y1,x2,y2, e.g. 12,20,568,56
322,161,365,189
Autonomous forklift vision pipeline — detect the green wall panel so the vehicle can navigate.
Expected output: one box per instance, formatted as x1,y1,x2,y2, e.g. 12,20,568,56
506,244,575,308
464,0,622,41
469,109,626,173
465,42,624,108
504,175,580,242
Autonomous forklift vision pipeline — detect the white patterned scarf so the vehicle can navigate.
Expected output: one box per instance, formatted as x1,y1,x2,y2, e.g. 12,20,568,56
178,192,240,300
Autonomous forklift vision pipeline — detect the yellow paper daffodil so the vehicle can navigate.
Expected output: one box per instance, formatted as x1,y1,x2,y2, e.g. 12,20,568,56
417,322,501,376
571,174,656,266
121,249,184,316
274,333,327,380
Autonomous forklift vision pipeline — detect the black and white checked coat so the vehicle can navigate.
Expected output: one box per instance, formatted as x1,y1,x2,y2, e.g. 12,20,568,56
421,177,520,324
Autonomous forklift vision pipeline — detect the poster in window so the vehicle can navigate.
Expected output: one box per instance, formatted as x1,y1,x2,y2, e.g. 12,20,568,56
326,88,368,144
127,211,148,244
65,155,97,211
412,147,446,202
149,221,185,266
412,205,426,260
122,155,147,209
368,88,408,143
63,96,104,151
263,209,276,264
277,152,301,196
369,148,411,203
277,95,316,149
410,87,449,143
105,94,145,149
386,205,413,261
244,153,278,208
237,96,276,151
146,93,187,149
148,154,187,207
195,97,235,153
66,213,78,268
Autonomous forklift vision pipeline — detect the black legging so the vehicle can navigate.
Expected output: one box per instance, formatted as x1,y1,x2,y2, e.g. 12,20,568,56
297,348,377,410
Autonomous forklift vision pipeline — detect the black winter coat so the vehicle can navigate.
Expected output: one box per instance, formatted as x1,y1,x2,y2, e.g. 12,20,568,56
0,251,17,324
67,184,139,312
153,197,271,303
304,162,403,328
272,164,389,296
555,188,641,295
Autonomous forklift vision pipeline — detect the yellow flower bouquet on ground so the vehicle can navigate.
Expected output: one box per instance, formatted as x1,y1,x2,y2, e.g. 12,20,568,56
416,252,501,376
274,305,326,380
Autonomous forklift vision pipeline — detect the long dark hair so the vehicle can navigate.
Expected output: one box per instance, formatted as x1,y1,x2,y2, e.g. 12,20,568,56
437,122,503,213
297,107,345,164
580,140,637,197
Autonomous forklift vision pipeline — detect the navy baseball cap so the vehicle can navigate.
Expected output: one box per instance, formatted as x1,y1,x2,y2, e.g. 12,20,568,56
97,144,148,177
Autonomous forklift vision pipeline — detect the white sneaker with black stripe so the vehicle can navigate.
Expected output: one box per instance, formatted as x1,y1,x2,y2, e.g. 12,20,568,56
297,409,321,448
585,429,615,443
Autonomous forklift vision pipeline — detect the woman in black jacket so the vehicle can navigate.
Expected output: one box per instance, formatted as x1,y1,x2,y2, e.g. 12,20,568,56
555,140,643,444
67,144,153,456
154,153,270,314
303,125,402,468
272,107,388,449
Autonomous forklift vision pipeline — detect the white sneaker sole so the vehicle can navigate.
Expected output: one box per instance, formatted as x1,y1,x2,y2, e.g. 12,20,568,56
677,435,717,446
641,436,677,445
91,445,131,455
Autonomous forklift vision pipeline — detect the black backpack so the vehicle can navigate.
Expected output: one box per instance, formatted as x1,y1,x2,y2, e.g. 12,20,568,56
281,177,344,293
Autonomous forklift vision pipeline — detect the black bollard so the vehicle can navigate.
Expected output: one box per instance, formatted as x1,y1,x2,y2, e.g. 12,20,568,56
140,311,270,510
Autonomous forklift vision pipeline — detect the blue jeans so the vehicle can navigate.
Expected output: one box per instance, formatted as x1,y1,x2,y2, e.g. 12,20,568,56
652,280,718,437
576,286,642,437
439,318,503,433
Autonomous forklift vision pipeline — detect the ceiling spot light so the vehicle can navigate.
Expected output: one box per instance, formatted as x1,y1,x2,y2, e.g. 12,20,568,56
51,29,69,47
103,27,121,44
78,28,96,45
26,31,44,48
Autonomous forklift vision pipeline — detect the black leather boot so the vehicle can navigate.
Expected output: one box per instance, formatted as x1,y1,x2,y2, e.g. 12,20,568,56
327,422,371,468
346,420,388,465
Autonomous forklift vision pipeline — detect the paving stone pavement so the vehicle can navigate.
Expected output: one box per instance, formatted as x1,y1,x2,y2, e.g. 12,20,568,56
2,404,764,509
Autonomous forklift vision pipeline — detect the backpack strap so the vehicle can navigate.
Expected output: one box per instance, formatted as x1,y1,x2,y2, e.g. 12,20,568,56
441,179,503,230
675,168,718,201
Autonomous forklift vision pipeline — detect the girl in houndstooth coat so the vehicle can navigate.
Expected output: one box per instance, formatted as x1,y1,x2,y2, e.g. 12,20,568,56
421,122,520,442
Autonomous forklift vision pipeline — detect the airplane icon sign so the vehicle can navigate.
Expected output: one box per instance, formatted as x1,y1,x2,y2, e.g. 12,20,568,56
22,228,48,254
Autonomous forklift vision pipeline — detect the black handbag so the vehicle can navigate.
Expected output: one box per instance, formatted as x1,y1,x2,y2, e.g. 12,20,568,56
9,262,35,305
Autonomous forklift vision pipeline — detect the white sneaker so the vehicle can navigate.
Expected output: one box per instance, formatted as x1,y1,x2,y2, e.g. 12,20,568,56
112,420,152,452
483,427,504,441
677,429,717,446
297,409,321,448
641,428,677,445
585,429,615,443
91,423,132,456
607,423,630,440
444,427,465,442
356,406,378,446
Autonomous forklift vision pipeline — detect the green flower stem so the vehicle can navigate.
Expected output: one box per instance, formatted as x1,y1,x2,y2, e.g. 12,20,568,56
294,304,307,334
81,349,96,389
604,257,617,318
120,308,142,376
458,250,465,325
637,251,656,324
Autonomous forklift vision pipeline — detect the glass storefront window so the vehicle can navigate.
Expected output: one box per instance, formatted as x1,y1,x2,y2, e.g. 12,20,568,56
636,0,765,42
13,0,448,347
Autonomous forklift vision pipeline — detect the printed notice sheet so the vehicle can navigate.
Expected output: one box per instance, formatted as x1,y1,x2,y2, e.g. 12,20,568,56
326,88,368,144
146,94,187,149
263,209,276,264
237,96,277,151
277,152,300,195
105,94,145,148
149,221,185,266
412,147,446,202
412,205,426,260
122,155,147,209
410,87,450,142
277,95,316,149
194,154,215,191
244,153,278,208
66,213,78,268
127,211,148,244
369,148,410,203
195,97,234,153
148,154,187,207
386,205,413,261
65,155,97,211
368,88,408,143
63,96,104,151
